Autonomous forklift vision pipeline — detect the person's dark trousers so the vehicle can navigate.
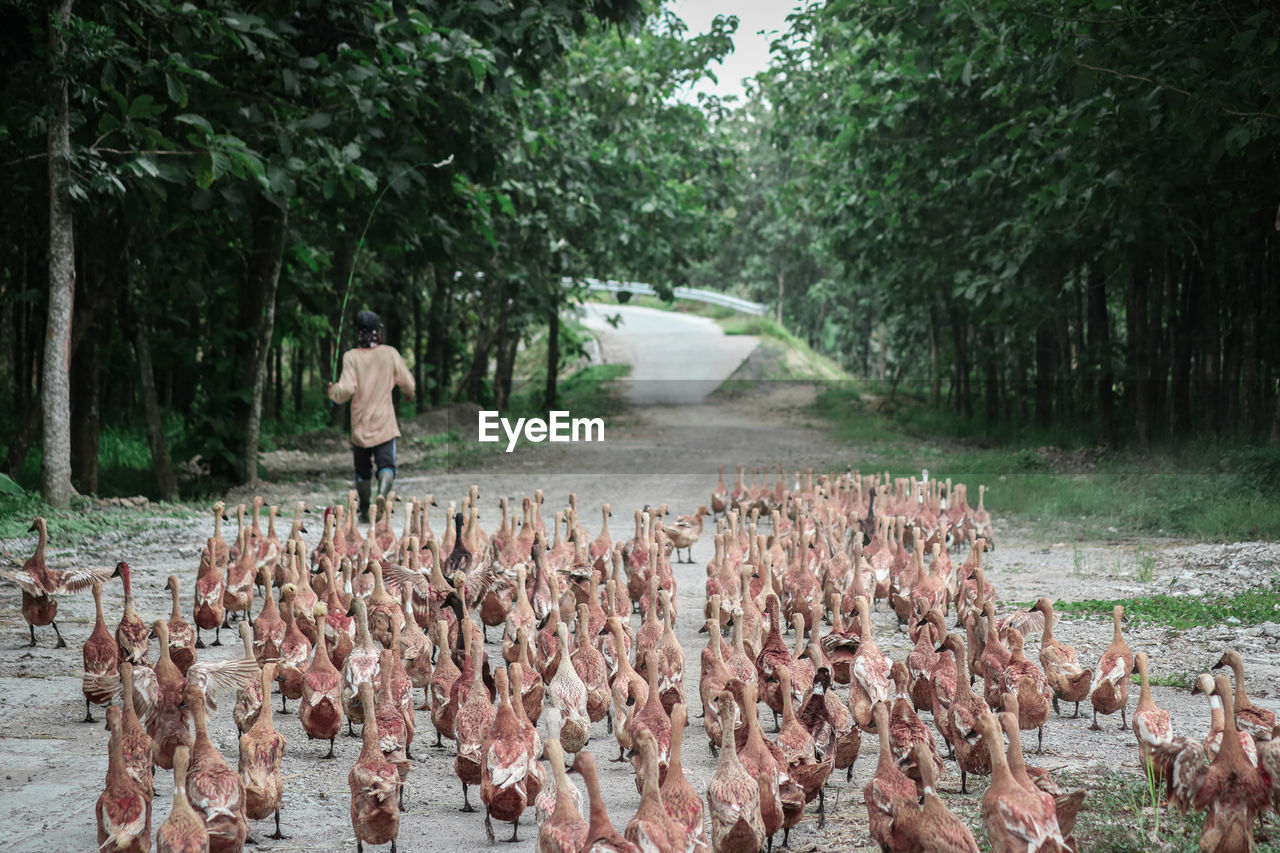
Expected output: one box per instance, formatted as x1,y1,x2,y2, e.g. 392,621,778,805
352,438,396,523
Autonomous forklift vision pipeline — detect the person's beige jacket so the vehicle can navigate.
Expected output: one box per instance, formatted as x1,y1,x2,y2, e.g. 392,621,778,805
327,345,415,447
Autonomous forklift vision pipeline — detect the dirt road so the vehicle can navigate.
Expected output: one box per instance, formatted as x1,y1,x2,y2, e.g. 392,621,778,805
1,306,1277,851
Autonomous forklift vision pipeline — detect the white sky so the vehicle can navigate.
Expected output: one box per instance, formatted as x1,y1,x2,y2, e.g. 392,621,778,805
668,1,798,102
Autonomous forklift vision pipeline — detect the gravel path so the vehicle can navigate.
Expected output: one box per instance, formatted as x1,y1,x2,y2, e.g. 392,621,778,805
1,311,1277,852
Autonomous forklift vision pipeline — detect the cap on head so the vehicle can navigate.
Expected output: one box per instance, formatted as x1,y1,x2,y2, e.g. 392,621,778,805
355,310,381,331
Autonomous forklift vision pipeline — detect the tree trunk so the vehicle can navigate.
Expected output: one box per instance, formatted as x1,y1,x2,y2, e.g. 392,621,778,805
1199,229,1220,434
775,265,785,325
69,328,101,494
1034,322,1053,427
982,326,998,425
293,340,304,415
928,303,941,408
412,282,425,413
234,198,288,484
544,295,560,412
132,312,177,500
1128,261,1150,451
1242,251,1262,435
41,0,76,505
424,266,449,406
1170,260,1196,442
1086,261,1114,445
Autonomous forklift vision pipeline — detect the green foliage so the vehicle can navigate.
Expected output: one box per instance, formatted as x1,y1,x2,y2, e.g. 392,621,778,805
1054,586,1280,629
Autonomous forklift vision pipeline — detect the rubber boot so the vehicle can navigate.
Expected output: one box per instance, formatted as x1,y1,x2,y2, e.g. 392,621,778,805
376,468,395,502
356,478,372,524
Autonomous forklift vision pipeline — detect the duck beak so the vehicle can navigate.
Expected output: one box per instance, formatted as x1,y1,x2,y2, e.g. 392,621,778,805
1210,660,1226,670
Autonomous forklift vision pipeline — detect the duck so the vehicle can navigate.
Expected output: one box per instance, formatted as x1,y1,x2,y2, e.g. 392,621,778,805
538,738,587,853
653,590,686,716
1029,598,1091,717
1213,648,1277,740
149,619,194,771
888,660,946,794
864,701,918,853
572,602,611,727
232,623,265,734
938,633,991,794
725,677,784,850
221,529,255,633
706,690,765,853
628,650,672,786
162,575,196,676
907,608,944,714
363,559,405,649
117,663,155,799
251,559,286,665
899,741,981,853
349,681,401,853
774,666,834,836
2,516,114,647
238,663,287,842
608,620,649,763
98,705,152,853
275,583,312,714
342,596,382,734
113,561,150,667
205,501,231,567
429,619,462,747
509,661,546,808
1089,605,1133,731
849,595,892,731
1192,675,1271,853
453,632,496,812
998,628,1052,753
973,710,1066,853
661,703,710,853
515,626,546,724
547,621,591,755
185,680,249,853
589,503,614,569
300,602,344,759
502,564,536,664
1194,673,1259,766
998,698,1086,845
754,594,793,729
398,585,433,702
155,745,209,853
374,648,412,810
82,579,118,723
573,749,639,853
1131,652,1172,770
628,725,690,852
711,466,729,519
667,506,708,564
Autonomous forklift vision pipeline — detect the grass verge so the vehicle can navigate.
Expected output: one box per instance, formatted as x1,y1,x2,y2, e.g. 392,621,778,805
717,316,851,381
1053,583,1280,628
812,383,1280,541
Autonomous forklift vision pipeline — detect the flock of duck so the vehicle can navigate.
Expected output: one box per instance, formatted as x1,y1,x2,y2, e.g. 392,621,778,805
2,464,1278,853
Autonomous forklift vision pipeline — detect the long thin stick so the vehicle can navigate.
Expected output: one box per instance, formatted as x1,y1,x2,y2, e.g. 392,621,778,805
330,154,455,381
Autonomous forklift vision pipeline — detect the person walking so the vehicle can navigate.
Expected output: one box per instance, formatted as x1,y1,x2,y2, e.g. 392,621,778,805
328,310,415,522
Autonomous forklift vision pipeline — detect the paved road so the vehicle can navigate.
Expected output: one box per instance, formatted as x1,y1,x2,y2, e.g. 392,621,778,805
579,303,758,404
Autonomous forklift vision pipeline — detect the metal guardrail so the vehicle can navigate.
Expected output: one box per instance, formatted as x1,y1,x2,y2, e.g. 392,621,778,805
569,277,768,316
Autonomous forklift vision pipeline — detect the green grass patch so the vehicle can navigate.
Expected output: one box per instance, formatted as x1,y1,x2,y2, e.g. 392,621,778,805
0,492,191,548
811,383,1280,541
1050,767,1280,853
1053,584,1280,628
1131,670,1196,689
718,316,850,381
